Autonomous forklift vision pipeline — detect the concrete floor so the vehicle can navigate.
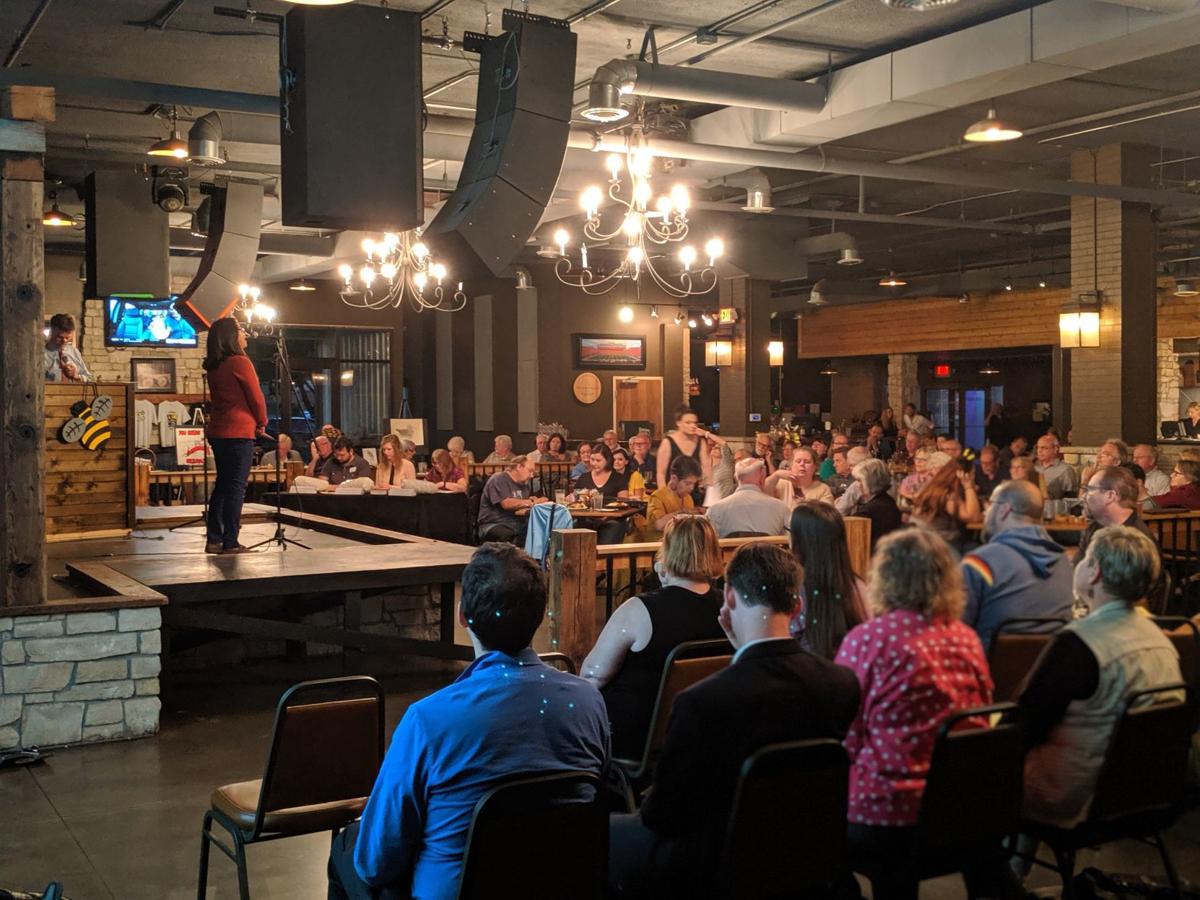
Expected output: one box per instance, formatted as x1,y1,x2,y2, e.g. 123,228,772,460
5,652,1200,899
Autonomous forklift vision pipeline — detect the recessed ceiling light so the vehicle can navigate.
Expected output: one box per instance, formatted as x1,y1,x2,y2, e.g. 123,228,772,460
963,107,1023,143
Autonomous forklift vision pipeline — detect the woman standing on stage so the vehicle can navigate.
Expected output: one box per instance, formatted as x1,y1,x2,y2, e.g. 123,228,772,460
203,316,267,554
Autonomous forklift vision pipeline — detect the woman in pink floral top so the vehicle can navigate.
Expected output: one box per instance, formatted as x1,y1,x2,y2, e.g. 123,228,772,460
834,527,993,900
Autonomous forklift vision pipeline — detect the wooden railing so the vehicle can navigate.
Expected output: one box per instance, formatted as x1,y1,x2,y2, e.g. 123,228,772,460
543,516,872,665
1144,511,1200,602
466,461,576,495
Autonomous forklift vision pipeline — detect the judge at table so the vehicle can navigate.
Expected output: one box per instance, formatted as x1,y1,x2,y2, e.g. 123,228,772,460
424,449,467,492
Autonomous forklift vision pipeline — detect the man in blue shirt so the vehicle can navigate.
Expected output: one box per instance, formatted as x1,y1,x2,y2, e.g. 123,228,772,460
327,543,609,900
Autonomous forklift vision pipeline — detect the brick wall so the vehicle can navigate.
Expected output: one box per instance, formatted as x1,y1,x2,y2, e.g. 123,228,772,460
887,354,918,413
0,608,161,750
1159,339,1182,422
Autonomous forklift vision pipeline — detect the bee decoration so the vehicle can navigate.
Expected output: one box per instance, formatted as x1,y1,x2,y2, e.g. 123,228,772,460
59,394,114,451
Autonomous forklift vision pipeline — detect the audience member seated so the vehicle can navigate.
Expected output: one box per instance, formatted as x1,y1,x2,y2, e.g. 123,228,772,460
1018,527,1183,835
482,434,516,465
835,529,994,900
328,543,609,900
910,453,981,554
603,429,622,453
879,406,899,439
898,448,933,502
902,402,934,436
612,447,631,478
260,433,300,469
1079,465,1157,563
572,444,631,545
581,516,725,759
447,435,474,470
1010,454,1040,488
866,424,894,461
477,456,544,544
849,459,905,550
752,432,777,475
424,449,467,492
892,430,923,468
1078,438,1137,496
570,441,593,480
835,447,873,515
1035,434,1078,500
777,439,797,470
824,446,856,499
526,432,549,463
961,479,1073,652
818,432,851,480
997,434,1030,473
628,432,657,488
304,433,333,477
644,457,703,541
788,502,868,659
608,543,860,899
1133,443,1170,501
545,432,570,462
1146,458,1200,510
295,436,373,491
706,458,790,538
767,446,834,506
974,444,1005,500
374,434,415,489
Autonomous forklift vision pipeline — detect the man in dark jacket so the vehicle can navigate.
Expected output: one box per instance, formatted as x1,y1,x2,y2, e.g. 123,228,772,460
608,542,861,898
961,479,1074,651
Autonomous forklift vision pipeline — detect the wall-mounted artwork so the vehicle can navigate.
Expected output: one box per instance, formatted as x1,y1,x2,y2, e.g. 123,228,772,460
572,334,646,370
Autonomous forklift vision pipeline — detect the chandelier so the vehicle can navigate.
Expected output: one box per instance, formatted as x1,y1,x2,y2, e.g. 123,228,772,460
338,230,467,313
552,142,723,297
236,283,278,336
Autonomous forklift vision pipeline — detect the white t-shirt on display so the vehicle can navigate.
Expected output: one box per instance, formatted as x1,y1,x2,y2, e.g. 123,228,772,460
157,400,191,447
133,399,158,449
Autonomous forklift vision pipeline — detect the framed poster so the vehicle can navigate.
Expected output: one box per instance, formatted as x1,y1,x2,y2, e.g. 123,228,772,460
132,357,176,393
388,418,427,448
572,334,646,370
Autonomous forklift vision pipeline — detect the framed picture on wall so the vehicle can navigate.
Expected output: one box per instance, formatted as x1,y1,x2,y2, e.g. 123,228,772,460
572,334,646,370
132,357,176,393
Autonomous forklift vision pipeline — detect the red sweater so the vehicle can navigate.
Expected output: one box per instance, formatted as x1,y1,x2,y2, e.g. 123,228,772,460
206,354,267,439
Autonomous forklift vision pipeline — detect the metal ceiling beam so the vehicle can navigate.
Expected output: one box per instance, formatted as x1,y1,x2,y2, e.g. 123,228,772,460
4,0,54,68
0,68,277,115
169,227,333,257
692,201,1035,234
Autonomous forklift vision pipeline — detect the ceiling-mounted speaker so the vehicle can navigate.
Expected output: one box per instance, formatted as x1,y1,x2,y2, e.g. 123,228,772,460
280,5,422,231
174,180,263,331
424,11,577,279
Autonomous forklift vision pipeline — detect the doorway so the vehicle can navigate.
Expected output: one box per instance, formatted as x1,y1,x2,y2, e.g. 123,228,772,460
924,386,1004,448
613,376,664,439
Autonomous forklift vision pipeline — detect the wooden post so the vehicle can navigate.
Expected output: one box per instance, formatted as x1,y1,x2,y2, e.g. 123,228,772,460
0,87,50,608
547,528,598,668
843,516,871,579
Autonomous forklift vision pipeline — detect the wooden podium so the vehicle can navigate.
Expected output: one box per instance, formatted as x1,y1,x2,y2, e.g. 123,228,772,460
44,381,136,540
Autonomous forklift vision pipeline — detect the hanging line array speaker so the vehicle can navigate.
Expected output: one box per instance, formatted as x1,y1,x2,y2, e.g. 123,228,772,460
424,10,577,279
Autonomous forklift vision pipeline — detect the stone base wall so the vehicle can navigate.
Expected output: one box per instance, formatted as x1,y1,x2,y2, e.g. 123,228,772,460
0,608,161,750
887,354,918,415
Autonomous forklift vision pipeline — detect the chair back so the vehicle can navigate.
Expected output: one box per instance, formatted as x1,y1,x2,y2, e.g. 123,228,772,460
636,639,732,768
538,651,578,675
916,704,1025,870
1089,684,1191,824
722,740,848,899
1153,617,1200,698
987,618,1063,701
254,676,385,837
456,771,604,900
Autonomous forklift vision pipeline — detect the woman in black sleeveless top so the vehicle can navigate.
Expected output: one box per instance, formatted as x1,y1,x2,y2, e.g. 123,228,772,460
580,515,727,759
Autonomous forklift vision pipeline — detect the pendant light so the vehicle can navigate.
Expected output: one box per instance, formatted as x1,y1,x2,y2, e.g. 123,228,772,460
963,106,1023,143
979,360,1000,375
1175,280,1198,298
290,279,317,292
148,106,188,159
42,191,74,227
820,360,838,376
879,272,906,287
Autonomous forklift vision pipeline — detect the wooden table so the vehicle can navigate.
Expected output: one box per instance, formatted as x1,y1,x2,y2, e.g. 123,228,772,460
268,491,472,544
518,503,642,521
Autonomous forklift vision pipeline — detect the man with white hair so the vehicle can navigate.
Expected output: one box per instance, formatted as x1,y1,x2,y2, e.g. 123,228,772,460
483,434,515,465
834,446,873,515
1132,443,1170,502
526,432,549,464
704,457,790,538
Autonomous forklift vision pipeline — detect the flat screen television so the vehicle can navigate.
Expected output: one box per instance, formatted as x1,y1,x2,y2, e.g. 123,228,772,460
105,294,198,348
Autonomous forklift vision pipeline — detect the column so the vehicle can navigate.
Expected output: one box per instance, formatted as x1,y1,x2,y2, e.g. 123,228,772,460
0,87,52,608
1068,143,1157,445
887,354,918,414
718,273,773,433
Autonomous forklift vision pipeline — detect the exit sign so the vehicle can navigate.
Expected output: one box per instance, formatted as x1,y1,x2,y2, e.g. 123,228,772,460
934,364,952,378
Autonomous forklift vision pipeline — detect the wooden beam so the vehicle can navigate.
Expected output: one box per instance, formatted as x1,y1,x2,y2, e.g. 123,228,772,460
547,528,598,668
1,170,46,607
0,119,45,154
2,87,55,124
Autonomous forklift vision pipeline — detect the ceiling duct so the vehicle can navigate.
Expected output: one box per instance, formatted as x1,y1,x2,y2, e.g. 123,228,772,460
838,247,863,266
718,168,775,213
794,231,859,258
187,111,225,166
581,59,826,122
1096,0,1197,11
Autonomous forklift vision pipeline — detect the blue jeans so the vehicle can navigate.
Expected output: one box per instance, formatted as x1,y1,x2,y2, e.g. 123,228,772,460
207,437,254,549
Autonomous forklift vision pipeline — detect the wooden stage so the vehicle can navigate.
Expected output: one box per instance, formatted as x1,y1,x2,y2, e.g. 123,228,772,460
56,504,478,661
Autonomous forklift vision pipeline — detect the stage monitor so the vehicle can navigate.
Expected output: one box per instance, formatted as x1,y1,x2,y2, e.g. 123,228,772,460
105,294,199,348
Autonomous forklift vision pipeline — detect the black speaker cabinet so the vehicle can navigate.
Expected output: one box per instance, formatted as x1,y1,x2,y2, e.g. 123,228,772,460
425,14,576,278
280,5,423,231
175,181,263,331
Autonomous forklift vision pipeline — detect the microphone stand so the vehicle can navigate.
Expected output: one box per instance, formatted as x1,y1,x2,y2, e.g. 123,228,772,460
170,374,213,533
247,333,309,550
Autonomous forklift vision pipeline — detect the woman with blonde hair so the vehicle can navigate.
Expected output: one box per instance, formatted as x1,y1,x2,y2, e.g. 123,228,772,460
836,528,993,900
374,434,415,489
581,515,726,758
1185,401,1200,438
424,448,467,492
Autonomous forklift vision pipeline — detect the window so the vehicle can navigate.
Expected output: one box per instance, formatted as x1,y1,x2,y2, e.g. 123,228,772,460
248,325,391,450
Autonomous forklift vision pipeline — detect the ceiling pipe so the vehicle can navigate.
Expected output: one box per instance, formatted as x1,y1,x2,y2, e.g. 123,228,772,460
187,111,224,166
693,200,1035,235
581,59,825,122
3,0,54,69
681,0,854,67
717,168,775,213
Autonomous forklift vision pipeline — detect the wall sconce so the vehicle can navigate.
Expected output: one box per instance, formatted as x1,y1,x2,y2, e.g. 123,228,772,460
705,340,733,367
767,340,784,367
1058,305,1100,349
340,369,355,387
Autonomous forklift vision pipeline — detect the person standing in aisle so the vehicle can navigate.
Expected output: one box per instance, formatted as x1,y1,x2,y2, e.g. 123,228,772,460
202,317,267,554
